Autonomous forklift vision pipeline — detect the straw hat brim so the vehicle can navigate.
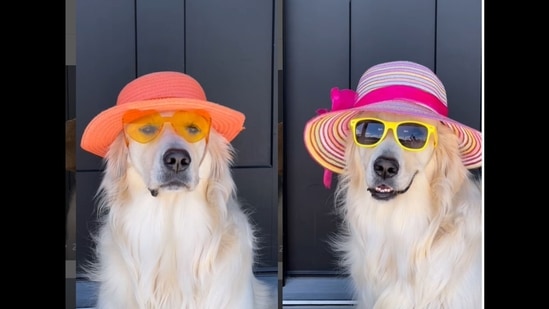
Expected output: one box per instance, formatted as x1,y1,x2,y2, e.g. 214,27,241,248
303,100,482,174
81,97,245,158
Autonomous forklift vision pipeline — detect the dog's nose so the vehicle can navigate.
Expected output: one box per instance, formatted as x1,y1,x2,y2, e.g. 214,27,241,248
163,148,191,172
373,157,399,179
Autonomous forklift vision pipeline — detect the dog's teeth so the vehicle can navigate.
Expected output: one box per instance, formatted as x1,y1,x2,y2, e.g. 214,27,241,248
376,185,393,193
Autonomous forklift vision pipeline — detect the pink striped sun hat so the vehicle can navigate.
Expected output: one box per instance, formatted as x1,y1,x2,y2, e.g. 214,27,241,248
81,71,245,158
303,60,482,188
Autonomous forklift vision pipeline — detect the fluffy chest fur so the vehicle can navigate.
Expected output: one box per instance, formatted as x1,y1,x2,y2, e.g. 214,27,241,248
86,133,269,309
340,182,481,309
94,168,256,308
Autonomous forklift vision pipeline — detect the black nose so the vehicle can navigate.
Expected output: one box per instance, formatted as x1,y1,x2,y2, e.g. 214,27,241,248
163,148,191,172
373,157,399,179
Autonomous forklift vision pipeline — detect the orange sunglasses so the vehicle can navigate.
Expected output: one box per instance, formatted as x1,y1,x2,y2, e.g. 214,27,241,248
122,109,211,144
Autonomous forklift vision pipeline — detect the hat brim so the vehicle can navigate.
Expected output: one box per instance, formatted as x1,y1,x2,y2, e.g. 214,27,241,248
81,98,245,158
304,100,482,174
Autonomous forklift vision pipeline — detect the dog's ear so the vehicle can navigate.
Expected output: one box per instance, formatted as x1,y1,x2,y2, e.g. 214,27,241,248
431,123,469,206
341,138,365,187
203,131,237,206
335,137,364,211
92,134,129,212
102,134,129,185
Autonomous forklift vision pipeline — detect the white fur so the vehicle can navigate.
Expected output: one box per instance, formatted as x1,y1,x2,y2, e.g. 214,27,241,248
85,123,275,309
333,113,482,309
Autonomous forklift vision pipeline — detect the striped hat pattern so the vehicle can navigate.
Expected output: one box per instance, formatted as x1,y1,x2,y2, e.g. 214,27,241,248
303,61,482,186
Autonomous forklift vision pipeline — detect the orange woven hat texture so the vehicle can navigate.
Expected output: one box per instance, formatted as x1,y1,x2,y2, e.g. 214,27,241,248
81,71,245,158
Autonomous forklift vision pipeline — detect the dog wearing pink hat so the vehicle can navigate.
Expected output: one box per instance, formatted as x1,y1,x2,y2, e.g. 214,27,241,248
304,61,482,308
81,72,275,308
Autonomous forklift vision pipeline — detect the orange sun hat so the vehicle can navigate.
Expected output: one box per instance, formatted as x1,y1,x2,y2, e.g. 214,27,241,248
81,71,246,158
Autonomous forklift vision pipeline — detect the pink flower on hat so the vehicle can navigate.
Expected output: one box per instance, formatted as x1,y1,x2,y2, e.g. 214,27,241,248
316,87,358,188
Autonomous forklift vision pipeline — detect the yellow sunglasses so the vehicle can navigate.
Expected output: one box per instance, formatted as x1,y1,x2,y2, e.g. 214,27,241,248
123,109,211,144
350,117,437,151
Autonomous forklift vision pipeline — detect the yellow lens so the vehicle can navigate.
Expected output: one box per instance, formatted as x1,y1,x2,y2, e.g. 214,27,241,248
351,117,436,152
123,109,212,144
170,110,211,143
123,111,164,143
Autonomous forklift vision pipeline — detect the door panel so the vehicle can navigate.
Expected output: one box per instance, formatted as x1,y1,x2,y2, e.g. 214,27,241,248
350,0,435,85
136,0,186,74
186,0,275,168
76,0,136,171
436,0,482,130
233,168,278,269
284,0,350,273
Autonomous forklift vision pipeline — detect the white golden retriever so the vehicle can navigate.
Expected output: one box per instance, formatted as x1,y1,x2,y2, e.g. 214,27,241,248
85,117,275,309
333,112,482,309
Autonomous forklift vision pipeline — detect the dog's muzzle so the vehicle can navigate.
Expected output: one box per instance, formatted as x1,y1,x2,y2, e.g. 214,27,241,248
149,148,193,197
367,156,416,201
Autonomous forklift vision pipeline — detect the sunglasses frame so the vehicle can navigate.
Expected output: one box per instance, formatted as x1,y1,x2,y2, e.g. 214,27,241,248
122,109,212,144
349,117,437,151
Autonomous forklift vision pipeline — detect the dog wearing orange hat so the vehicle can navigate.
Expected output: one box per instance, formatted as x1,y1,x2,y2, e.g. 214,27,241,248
304,61,482,308
81,72,275,308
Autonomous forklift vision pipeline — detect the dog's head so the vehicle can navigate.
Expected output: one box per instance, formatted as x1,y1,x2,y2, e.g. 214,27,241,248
127,120,208,196
340,111,468,203
101,110,235,200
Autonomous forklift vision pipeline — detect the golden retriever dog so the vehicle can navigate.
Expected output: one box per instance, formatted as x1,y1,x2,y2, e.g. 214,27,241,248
80,71,275,309
335,111,481,308
303,61,482,308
